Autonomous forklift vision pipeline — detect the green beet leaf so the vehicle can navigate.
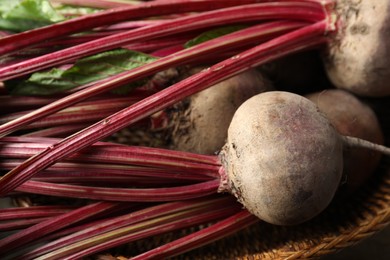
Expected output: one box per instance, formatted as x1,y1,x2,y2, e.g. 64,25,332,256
184,25,247,48
0,0,64,32
55,5,101,18
5,49,158,96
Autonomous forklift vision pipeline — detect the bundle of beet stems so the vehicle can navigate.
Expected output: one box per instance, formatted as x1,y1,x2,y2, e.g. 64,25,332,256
1,0,390,259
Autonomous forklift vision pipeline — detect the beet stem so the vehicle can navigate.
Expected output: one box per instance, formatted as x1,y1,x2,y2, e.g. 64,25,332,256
0,0,251,56
21,124,92,137
0,21,328,196
47,199,240,260
22,196,234,259
0,97,140,129
132,210,258,259
0,20,306,137
0,217,51,232
0,1,325,81
0,205,75,220
0,201,121,254
15,179,220,201
0,159,213,181
0,139,220,173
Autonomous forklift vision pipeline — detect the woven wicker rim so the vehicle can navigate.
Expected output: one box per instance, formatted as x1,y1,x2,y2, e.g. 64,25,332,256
167,160,390,259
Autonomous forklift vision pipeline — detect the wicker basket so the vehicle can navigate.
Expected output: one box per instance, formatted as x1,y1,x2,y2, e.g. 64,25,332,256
175,162,390,259
100,159,390,260
10,99,390,260
171,98,390,259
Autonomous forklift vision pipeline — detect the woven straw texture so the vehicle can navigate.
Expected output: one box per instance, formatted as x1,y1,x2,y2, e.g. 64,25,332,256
168,98,390,259
110,159,389,260
171,98,390,259
13,98,390,260
102,98,390,259
174,163,390,259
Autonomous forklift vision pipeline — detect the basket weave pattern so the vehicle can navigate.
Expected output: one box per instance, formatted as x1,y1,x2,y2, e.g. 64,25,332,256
169,162,390,259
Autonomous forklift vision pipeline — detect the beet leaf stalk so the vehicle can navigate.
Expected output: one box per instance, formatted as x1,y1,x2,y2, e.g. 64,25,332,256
15,179,220,201
34,197,240,260
0,217,51,232
0,21,329,196
0,205,75,220
0,159,213,182
0,201,125,255
0,20,306,137
0,1,325,81
0,96,142,130
132,210,258,260
0,0,253,56
0,137,220,174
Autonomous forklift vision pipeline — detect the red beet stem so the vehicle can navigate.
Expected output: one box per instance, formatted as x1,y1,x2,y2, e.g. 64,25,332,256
0,97,140,129
0,160,213,181
0,21,329,196
0,205,75,220
36,33,193,53
0,20,306,138
0,217,51,232
15,179,220,201
0,201,122,254
22,196,234,259
132,210,258,259
97,20,166,31
0,0,252,56
0,96,57,111
0,1,324,80
0,140,220,174
42,198,240,260
21,124,92,137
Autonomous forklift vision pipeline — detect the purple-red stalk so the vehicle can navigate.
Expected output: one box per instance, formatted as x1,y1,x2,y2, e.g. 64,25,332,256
0,0,261,56
21,124,92,137
20,196,235,259
15,179,220,201
0,205,75,220
34,32,193,54
132,210,259,259
0,139,220,175
0,201,123,254
0,217,51,232
0,97,144,129
34,197,240,260
0,159,214,181
0,2,323,80
0,21,330,196
0,20,306,137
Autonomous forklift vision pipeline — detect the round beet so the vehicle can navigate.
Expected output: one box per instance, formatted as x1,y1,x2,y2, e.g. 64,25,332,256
220,91,343,225
306,89,384,194
170,68,272,154
324,0,390,96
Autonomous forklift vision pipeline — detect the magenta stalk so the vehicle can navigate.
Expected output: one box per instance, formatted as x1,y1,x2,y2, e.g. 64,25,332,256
132,210,259,259
0,0,252,56
0,20,306,137
37,198,240,260
21,196,235,259
0,201,123,254
0,21,329,196
0,2,324,81
15,179,220,201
